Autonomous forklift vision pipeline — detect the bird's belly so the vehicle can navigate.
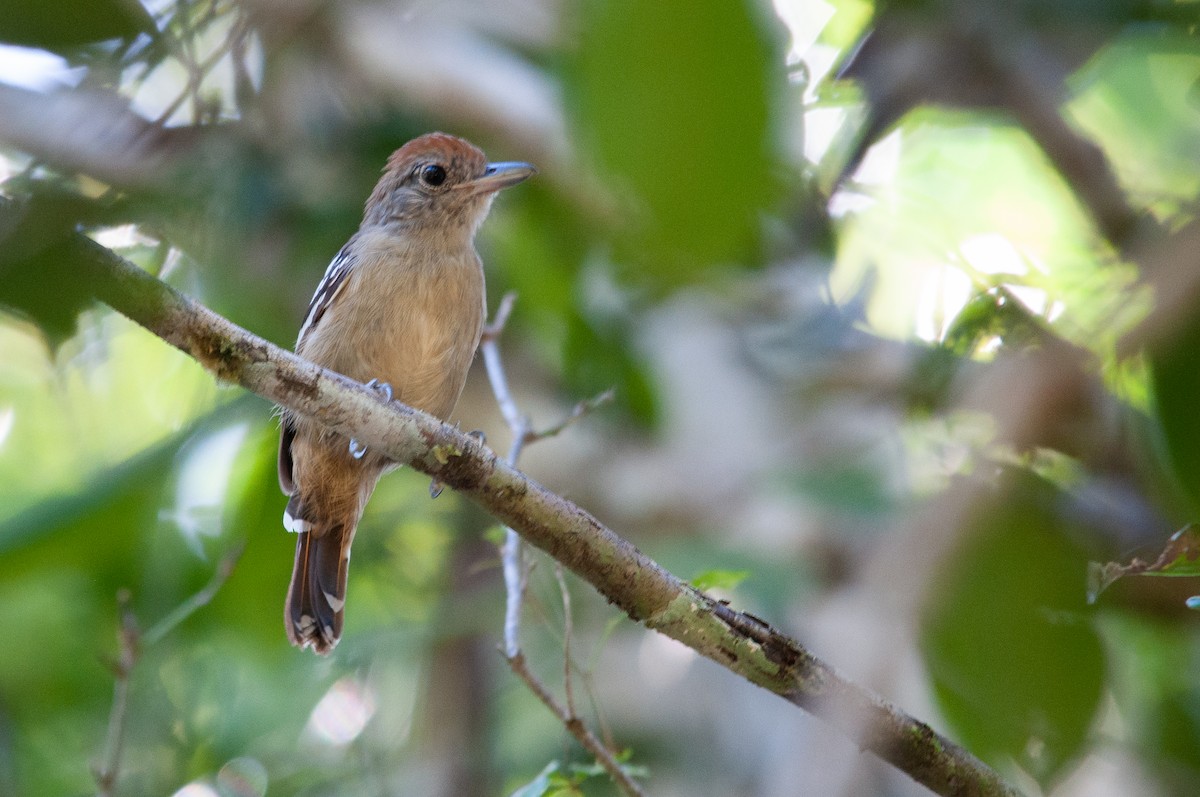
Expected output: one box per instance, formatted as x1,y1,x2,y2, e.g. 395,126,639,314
366,308,477,417
300,270,482,420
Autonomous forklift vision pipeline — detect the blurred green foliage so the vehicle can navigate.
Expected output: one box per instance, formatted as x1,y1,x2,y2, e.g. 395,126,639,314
922,471,1105,786
3,0,1200,795
2,0,154,50
1152,302,1200,515
570,0,785,276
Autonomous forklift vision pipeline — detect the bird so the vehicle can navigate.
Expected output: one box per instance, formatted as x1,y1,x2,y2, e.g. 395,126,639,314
277,132,535,654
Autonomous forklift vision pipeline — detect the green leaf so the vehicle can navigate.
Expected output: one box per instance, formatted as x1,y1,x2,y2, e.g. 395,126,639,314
0,0,155,50
563,316,658,425
485,190,660,426
1150,300,1200,514
570,0,785,279
690,568,750,592
921,470,1104,785
941,287,1047,357
1088,525,1200,605
0,194,106,347
509,761,561,797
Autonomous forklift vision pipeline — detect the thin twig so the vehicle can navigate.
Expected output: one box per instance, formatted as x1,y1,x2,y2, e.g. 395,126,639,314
535,389,614,440
481,292,533,657
480,294,639,794
481,291,529,444
152,10,248,128
555,563,577,719
94,590,137,797
501,526,527,659
144,541,244,645
506,653,645,797
92,545,243,796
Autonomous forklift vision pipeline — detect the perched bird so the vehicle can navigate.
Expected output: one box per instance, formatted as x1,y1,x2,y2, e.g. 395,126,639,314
277,133,535,654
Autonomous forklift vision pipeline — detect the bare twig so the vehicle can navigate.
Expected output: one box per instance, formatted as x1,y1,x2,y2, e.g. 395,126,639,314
144,542,244,645
93,590,138,797
152,9,249,127
479,294,639,794
506,652,645,797
480,292,533,658
91,544,243,796
61,228,1023,797
536,389,615,441
555,564,577,719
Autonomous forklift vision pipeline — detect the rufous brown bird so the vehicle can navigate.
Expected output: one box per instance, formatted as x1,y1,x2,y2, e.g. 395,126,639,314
277,132,535,654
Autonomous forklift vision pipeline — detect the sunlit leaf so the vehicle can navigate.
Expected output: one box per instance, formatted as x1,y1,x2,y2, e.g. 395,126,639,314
1069,29,1200,210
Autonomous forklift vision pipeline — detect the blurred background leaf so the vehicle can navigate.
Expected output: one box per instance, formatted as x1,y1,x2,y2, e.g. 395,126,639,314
569,0,786,282
0,0,155,50
1151,301,1200,515
922,470,1105,785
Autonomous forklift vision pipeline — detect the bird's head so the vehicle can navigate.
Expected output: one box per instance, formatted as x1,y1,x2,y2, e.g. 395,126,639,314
362,132,535,236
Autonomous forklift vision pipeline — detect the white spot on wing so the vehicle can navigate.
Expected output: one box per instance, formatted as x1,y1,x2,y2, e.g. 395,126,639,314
283,510,311,533
323,592,345,613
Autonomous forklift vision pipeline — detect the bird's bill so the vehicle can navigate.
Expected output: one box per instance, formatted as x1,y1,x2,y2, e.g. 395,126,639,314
464,161,537,194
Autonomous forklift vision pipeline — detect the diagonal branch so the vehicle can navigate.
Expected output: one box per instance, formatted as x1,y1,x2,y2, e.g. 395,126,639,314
62,230,1021,797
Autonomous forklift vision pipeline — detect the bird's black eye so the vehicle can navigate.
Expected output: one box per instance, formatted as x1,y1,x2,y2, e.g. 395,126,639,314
420,164,447,187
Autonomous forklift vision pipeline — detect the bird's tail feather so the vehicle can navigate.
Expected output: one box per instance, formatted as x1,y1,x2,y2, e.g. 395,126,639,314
284,500,354,654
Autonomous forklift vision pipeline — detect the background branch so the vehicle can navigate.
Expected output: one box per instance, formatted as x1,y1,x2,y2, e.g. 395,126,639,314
480,292,640,795
93,544,242,796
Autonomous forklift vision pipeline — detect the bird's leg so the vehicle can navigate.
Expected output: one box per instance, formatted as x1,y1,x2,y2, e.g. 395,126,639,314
429,429,486,498
349,379,394,459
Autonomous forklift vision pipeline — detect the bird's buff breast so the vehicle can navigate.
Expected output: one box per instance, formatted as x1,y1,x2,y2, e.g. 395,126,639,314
298,237,485,420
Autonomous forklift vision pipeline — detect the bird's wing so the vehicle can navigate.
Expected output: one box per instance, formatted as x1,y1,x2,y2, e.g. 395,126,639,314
296,242,356,348
280,241,358,494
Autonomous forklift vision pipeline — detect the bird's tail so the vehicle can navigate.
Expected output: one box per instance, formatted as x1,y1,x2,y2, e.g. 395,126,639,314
284,497,357,655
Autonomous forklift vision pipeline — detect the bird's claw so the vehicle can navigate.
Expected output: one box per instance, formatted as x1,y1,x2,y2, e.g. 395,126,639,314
348,380,394,459
364,378,393,402
429,478,444,499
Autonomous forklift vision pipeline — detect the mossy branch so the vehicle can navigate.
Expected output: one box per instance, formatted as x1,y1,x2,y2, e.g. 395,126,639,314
67,230,1021,797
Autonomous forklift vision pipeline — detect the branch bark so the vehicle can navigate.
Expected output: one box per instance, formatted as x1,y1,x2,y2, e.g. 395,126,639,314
64,230,1021,797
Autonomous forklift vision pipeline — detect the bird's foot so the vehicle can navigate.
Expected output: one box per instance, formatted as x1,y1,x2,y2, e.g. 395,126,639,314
364,378,394,402
348,379,395,458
